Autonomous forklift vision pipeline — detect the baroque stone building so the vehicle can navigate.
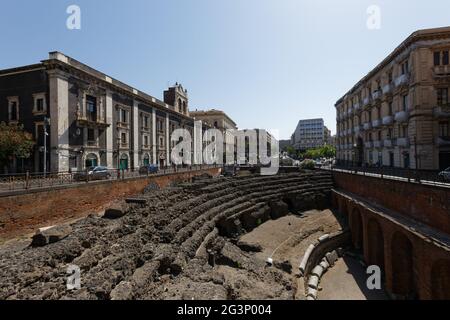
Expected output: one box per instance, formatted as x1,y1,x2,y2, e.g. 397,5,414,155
0,52,196,173
336,27,450,171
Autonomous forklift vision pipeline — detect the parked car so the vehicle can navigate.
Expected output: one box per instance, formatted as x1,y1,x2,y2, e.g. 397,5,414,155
139,164,159,175
438,167,450,182
73,166,111,181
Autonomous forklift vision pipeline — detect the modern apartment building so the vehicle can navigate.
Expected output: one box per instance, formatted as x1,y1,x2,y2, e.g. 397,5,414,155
291,118,330,151
336,27,450,171
0,52,196,173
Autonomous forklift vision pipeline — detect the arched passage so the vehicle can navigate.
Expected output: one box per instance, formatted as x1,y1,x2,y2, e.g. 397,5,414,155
367,218,385,271
391,232,415,299
85,153,98,168
350,208,363,251
431,260,450,300
339,198,348,216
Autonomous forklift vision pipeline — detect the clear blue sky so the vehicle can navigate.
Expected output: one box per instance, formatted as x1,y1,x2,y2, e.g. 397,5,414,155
1,0,450,139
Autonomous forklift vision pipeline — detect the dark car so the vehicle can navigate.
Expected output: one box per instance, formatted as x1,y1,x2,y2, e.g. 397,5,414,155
139,164,159,175
73,166,111,181
438,167,450,182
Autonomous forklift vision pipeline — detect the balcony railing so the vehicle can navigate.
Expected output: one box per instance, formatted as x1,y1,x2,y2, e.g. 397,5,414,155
437,136,450,146
347,128,353,136
395,111,409,123
372,119,381,128
433,105,450,118
382,115,394,126
347,108,353,116
394,73,410,87
354,125,362,134
382,83,393,95
354,103,361,111
363,122,372,130
397,137,410,147
433,65,450,77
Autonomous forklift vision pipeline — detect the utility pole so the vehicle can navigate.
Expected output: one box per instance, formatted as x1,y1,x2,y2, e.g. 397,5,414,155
43,117,50,177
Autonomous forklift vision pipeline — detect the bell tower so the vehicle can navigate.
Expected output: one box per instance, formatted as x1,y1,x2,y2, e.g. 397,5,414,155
163,83,189,116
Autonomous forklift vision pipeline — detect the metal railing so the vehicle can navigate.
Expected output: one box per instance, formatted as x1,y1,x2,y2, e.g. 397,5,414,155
326,164,449,188
0,164,219,193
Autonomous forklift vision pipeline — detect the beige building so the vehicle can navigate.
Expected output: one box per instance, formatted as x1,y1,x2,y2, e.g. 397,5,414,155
336,27,450,171
190,109,238,162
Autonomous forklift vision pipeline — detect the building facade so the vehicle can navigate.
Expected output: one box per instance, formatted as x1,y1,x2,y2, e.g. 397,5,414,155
291,118,330,151
0,52,196,173
335,27,450,171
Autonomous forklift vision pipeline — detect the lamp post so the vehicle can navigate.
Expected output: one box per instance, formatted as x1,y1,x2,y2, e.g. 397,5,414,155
43,117,50,177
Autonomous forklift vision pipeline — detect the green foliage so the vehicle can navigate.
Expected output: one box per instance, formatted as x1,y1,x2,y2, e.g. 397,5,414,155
0,122,35,167
285,146,296,156
300,159,315,170
304,145,336,160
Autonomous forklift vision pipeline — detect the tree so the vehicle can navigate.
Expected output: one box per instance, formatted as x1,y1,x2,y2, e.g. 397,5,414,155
285,146,296,157
0,122,35,171
304,145,336,160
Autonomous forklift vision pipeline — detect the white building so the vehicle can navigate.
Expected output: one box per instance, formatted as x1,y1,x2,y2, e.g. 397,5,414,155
291,118,330,151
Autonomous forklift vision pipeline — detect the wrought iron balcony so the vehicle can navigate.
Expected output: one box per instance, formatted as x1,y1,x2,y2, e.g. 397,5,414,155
363,122,372,130
353,103,361,111
354,125,362,134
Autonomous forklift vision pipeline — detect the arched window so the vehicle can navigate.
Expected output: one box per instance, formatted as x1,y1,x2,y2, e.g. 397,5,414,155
178,98,182,113
183,101,187,114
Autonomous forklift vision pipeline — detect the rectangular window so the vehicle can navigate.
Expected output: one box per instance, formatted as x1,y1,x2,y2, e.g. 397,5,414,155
439,122,449,137
389,102,393,115
434,51,441,66
121,132,127,144
144,136,148,147
437,88,449,105
10,101,18,121
87,129,95,142
402,95,408,111
144,116,148,128
444,51,449,65
121,109,127,123
86,95,97,121
36,98,44,112
401,60,409,75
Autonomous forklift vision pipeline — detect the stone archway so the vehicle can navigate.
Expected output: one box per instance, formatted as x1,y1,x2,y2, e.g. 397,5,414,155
84,153,99,169
391,232,415,299
350,208,363,251
367,218,385,271
431,259,450,300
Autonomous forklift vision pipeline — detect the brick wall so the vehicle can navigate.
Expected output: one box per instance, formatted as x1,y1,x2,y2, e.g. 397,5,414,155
332,171,450,235
0,168,221,241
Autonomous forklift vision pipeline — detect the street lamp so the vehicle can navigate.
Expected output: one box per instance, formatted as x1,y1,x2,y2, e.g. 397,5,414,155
43,117,50,177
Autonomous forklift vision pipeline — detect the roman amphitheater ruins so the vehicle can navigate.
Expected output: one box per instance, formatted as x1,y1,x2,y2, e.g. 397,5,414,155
0,167,449,300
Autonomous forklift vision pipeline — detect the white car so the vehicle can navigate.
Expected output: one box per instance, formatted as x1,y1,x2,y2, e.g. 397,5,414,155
438,167,450,182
